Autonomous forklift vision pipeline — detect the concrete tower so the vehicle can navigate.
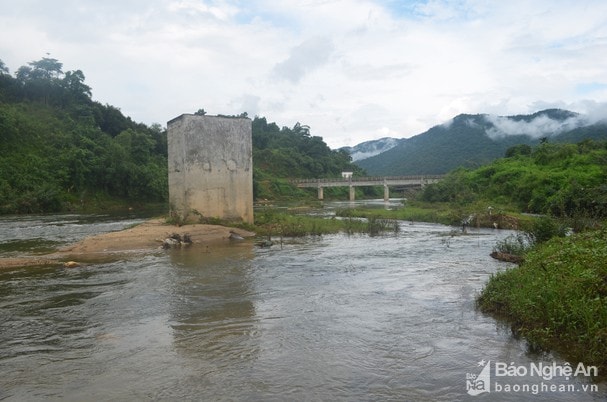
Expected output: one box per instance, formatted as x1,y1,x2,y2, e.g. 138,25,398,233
167,114,253,223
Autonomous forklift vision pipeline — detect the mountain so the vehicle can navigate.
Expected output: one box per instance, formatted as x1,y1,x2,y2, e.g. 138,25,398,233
354,109,607,175
340,137,402,161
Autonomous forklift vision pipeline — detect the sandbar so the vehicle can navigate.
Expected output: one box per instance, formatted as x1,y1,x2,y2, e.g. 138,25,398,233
0,218,255,269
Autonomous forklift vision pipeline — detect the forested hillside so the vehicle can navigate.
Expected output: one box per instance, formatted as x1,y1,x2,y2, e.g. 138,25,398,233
420,140,607,219
0,57,361,213
0,57,168,213
356,110,607,175
251,117,364,199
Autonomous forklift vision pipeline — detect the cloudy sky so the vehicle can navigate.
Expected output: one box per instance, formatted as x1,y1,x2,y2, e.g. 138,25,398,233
1,0,607,148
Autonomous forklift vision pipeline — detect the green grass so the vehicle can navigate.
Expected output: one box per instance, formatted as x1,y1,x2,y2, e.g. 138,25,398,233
335,203,453,225
334,201,531,229
477,228,607,370
252,209,398,237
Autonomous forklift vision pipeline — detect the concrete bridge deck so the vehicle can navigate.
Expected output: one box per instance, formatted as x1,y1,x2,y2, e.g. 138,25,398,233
292,175,443,201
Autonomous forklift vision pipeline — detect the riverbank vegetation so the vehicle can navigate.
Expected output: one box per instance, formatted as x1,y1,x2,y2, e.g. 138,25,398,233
477,228,607,370
334,201,532,229
419,140,607,222
335,140,607,230
205,208,399,238
260,211,393,237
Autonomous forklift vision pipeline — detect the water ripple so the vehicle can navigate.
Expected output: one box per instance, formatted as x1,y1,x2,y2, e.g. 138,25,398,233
1,215,604,400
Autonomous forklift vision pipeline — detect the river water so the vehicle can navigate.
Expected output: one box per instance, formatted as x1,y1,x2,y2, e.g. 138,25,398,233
0,209,605,401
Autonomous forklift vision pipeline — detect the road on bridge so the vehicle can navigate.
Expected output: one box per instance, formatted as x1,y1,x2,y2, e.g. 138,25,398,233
291,175,444,201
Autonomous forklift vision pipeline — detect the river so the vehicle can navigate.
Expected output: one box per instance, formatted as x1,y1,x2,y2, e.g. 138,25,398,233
0,208,605,401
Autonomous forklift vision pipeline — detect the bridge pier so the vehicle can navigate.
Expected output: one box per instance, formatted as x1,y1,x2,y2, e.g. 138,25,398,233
317,186,324,200
349,185,355,201
384,184,389,201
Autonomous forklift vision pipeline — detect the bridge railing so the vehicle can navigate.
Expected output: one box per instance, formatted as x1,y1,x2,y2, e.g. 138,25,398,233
291,175,444,184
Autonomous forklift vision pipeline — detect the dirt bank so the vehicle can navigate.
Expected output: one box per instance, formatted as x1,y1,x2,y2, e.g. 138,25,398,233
0,219,255,269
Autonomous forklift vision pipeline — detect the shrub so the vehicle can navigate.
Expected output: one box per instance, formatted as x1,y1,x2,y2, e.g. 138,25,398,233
478,229,607,369
493,232,531,255
522,216,567,244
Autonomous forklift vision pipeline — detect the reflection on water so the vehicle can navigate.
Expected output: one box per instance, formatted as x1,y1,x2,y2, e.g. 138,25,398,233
169,244,258,363
0,215,605,400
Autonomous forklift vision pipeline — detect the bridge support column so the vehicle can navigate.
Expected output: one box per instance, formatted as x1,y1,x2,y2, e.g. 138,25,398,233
384,184,389,201
349,185,355,201
318,186,324,200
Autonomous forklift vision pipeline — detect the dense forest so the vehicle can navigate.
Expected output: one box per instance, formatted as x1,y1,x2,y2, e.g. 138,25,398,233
420,140,607,219
251,117,364,199
0,57,361,214
0,57,169,213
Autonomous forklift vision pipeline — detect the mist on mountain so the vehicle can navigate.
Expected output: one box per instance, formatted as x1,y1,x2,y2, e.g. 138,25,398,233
350,109,607,175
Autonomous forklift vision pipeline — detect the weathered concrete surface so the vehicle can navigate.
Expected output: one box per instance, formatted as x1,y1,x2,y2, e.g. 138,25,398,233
168,115,253,223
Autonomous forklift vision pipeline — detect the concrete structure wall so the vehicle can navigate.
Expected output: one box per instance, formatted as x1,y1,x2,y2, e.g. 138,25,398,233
167,114,253,223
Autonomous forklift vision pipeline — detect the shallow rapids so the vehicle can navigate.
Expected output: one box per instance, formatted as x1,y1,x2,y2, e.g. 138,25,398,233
0,214,604,400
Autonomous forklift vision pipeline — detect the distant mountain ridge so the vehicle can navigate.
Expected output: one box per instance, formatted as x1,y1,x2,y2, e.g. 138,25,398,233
351,109,607,175
340,137,402,161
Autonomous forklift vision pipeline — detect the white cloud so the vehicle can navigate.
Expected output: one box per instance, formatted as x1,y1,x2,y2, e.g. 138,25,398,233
273,36,335,83
484,114,582,139
1,0,607,148
167,0,239,20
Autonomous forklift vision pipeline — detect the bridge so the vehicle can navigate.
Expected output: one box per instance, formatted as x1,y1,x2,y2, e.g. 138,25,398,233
292,175,444,201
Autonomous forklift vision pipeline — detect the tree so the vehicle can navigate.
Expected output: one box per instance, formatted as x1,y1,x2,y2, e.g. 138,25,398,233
0,60,19,102
292,122,310,137
149,123,168,157
0,59,8,75
505,144,532,158
95,103,129,136
15,57,65,105
15,65,33,82
28,57,63,80
194,108,207,116
62,70,92,100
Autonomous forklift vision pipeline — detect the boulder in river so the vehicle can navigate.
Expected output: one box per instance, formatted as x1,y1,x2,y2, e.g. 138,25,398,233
162,233,193,249
490,251,523,264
